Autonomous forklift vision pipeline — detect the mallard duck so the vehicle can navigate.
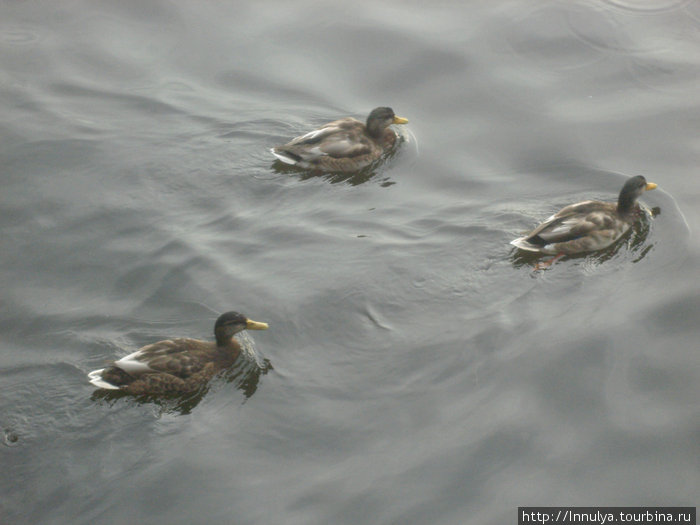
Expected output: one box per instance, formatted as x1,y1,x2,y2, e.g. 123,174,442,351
511,175,657,265
88,311,268,395
271,107,409,172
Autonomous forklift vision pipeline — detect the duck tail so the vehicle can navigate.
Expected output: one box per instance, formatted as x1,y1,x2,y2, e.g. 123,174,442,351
88,366,131,390
510,236,542,252
270,147,301,165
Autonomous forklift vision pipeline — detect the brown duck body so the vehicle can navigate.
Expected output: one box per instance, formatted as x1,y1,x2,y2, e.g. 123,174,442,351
271,107,408,172
98,338,242,395
513,200,637,255
510,176,657,256
88,311,268,395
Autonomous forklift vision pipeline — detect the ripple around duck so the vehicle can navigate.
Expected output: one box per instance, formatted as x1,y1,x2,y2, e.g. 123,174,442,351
505,170,690,278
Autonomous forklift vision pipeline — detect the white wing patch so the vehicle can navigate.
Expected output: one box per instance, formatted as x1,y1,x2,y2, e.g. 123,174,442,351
288,125,341,145
546,222,576,236
300,146,326,159
114,348,156,374
294,127,332,143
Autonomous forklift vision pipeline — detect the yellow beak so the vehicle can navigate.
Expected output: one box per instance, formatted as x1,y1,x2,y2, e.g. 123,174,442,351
645,182,658,191
246,319,269,330
392,116,409,125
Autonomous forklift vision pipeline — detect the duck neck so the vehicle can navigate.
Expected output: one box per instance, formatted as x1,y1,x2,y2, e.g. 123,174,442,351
215,330,234,347
365,119,384,139
617,193,637,215
215,336,241,367
215,333,241,359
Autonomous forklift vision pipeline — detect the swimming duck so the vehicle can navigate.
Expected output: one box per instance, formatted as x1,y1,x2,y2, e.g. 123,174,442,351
511,175,657,265
88,311,268,395
271,107,409,172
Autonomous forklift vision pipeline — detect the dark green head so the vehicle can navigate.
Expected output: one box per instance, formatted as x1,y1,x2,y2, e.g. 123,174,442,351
214,311,268,346
618,175,657,213
366,107,408,136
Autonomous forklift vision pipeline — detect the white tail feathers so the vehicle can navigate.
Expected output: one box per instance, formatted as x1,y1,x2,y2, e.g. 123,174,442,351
510,237,542,252
270,148,298,165
87,369,121,390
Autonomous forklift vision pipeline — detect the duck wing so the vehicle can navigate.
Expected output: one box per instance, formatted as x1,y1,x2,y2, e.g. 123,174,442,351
512,201,624,253
113,338,210,379
119,364,218,395
528,201,615,244
273,118,373,162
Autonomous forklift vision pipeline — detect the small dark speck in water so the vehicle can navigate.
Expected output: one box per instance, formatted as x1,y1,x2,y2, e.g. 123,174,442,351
4,429,19,445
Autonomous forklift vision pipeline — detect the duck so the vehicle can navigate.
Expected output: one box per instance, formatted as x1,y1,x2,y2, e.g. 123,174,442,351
271,107,409,172
88,311,268,395
510,175,657,266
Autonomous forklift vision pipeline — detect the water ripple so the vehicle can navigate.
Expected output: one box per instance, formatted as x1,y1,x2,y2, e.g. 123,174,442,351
0,27,41,46
602,0,694,13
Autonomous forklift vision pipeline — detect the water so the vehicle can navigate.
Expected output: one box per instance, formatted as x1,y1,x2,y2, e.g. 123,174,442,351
1,1,699,524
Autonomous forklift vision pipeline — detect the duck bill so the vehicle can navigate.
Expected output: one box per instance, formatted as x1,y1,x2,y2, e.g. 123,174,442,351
392,116,409,125
246,319,269,330
645,182,657,191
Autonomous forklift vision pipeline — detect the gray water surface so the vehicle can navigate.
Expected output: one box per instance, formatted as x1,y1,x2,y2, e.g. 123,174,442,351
1,1,699,524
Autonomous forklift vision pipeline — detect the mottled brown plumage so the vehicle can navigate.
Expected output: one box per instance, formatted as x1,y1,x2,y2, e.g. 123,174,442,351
511,175,657,256
88,311,268,395
271,107,408,172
